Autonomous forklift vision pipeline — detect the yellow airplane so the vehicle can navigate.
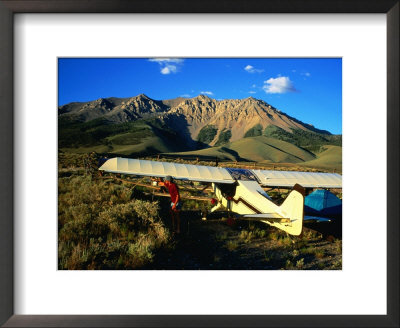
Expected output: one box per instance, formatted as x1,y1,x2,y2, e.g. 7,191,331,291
99,157,342,236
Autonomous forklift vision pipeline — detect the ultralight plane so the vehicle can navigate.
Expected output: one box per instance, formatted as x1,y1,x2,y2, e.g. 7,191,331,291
99,157,342,236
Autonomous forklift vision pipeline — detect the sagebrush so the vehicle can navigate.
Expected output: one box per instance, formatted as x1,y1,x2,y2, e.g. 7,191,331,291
58,175,170,269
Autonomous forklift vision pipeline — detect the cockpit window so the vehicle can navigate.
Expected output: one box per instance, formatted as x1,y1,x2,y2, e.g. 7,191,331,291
225,168,260,182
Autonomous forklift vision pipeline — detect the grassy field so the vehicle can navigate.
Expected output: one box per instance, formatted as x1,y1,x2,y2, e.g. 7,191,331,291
228,136,316,163
165,136,341,172
58,152,342,270
168,136,315,163
299,145,342,170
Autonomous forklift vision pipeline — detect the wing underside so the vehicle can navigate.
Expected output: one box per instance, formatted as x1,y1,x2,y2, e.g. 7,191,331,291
252,169,342,189
99,157,235,184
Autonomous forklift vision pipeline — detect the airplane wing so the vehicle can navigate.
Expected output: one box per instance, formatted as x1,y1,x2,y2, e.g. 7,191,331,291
99,157,235,184
99,157,341,188
252,170,342,189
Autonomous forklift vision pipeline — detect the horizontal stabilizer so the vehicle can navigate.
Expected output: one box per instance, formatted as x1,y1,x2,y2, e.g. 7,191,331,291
240,213,290,223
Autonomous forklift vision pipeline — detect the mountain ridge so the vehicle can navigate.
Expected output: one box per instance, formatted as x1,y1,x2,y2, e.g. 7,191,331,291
59,94,333,147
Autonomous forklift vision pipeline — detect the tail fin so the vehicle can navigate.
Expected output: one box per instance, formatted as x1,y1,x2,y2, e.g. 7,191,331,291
276,184,305,236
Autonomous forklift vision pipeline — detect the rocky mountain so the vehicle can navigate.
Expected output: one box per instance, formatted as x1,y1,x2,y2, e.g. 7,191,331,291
59,94,330,147
59,94,169,123
164,94,330,145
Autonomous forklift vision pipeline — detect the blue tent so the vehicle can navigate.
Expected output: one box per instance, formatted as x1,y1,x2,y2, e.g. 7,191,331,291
305,189,342,217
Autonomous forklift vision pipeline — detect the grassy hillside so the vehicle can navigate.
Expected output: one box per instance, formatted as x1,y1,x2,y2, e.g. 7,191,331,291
228,136,315,163
164,136,341,171
167,136,315,163
59,117,187,156
301,145,342,171
165,146,240,161
264,125,341,153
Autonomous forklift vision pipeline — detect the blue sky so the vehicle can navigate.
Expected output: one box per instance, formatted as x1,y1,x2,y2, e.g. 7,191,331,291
58,58,342,134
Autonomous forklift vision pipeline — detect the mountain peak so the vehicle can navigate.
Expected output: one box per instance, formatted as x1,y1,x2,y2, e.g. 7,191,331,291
197,94,213,100
136,93,151,100
93,98,111,106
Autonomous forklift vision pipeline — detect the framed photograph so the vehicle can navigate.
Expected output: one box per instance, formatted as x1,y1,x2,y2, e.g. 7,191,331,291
1,1,398,327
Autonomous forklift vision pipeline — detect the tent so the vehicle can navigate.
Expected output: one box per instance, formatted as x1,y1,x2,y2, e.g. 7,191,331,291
305,189,342,217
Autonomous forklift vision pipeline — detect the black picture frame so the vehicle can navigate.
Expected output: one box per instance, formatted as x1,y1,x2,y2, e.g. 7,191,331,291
0,1,398,327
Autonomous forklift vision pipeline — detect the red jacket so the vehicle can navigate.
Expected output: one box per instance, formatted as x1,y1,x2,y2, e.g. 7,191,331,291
167,182,180,204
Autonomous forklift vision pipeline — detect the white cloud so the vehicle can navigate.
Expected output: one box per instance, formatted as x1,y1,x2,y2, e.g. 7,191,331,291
200,91,214,96
263,76,296,94
248,91,256,94
148,58,184,74
244,65,264,73
161,65,178,75
304,72,311,77
180,94,192,98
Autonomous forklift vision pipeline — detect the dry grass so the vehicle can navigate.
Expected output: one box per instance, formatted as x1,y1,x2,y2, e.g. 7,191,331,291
58,174,170,269
225,240,239,251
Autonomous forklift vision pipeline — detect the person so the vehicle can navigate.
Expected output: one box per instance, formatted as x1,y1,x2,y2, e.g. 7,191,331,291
164,175,182,234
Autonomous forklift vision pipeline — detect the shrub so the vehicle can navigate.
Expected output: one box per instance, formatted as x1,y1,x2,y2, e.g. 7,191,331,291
315,249,326,259
263,250,272,263
334,239,342,253
331,258,342,269
225,240,239,251
296,258,305,269
269,232,280,241
285,259,293,269
58,175,170,269
278,235,294,248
